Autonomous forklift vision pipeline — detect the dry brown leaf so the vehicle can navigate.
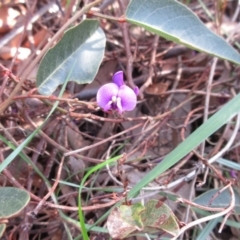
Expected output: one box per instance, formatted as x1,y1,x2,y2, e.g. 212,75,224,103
67,121,90,154
23,28,51,48
0,29,30,60
59,168,77,207
145,82,170,95
0,45,31,60
67,156,85,180
51,228,63,240
0,6,20,33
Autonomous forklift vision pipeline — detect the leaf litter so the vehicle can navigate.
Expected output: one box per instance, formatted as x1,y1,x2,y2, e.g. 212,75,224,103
0,0,240,239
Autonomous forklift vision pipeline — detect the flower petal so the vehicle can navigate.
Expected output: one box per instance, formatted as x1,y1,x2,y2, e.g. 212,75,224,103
96,83,119,109
103,101,112,112
116,97,123,113
112,71,124,87
118,85,137,111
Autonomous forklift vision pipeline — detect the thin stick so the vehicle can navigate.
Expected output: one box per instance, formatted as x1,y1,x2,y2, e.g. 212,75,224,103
33,156,65,215
44,197,122,211
176,197,225,212
64,123,143,156
140,35,159,95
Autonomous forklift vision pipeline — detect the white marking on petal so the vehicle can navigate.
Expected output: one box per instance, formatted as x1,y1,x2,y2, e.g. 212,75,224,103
112,95,117,103
116,97,123,113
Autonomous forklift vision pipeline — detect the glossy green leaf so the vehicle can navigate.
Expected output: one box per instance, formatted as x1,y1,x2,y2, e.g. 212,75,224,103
126,0,240,64
0,187,30,219
0,224,6,238
37,19,106,95
193,188,240,213
107,200,179,239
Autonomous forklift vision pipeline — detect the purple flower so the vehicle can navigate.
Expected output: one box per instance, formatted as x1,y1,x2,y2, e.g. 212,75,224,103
230,170,237,179
97,71,138,113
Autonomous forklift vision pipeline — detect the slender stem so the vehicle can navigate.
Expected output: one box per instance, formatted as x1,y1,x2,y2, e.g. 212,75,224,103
139,35,159,95
87,10,125,22
118,0,135,88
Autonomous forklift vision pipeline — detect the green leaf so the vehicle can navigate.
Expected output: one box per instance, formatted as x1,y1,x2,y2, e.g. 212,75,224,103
131,202,145,228
126,0,240,64
193,188,240,214
107,205,141,239
107,200,179,239
0,187,30,219
127,93,240,199
0,224,6,238
140,200,179,237
37,19,106,95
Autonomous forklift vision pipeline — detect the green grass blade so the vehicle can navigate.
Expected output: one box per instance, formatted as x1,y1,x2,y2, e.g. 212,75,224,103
196,217,219,240
0,134,49,183
216,158,240,171
78,155,121,239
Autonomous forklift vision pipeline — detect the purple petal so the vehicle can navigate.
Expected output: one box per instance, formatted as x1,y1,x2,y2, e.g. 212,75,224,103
230,170,237,179
103,101,112,112
117,85,137,111
96,83,119,109
134,86,139,96
112,71,124,87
